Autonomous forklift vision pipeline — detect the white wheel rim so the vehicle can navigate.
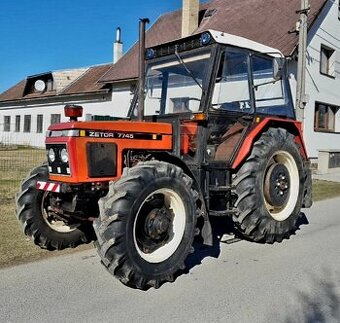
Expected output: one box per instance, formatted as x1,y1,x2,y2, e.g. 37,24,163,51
133,188,186,263
263,151,299,221
41,192,78,233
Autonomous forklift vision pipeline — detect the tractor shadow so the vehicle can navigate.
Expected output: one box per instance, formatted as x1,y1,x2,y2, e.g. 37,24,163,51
184,212,309,274
184,216,237,272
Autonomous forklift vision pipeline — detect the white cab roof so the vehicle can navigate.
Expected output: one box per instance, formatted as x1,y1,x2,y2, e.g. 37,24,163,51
209,30,283,57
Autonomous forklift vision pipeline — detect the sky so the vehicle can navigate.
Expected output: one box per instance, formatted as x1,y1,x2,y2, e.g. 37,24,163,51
0,0,185,94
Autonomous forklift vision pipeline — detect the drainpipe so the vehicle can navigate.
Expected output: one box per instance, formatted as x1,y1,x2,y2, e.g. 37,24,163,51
295,0,310,121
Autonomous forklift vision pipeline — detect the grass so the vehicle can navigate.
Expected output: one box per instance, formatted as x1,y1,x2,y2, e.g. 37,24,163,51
0,147,92,269
1,148,340,269
312,179,340,202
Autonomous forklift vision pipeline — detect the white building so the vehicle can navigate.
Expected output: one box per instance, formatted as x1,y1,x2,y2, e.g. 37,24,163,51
289,0,340,171
0,65,134,147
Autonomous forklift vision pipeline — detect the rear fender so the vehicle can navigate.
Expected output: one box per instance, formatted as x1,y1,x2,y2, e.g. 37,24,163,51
232,117,308,170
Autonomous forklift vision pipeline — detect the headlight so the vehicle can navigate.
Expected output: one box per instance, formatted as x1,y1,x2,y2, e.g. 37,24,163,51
60,148,69,163
48,148,56,162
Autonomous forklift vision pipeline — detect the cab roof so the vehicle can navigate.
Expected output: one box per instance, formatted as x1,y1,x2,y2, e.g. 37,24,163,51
208,30,283,57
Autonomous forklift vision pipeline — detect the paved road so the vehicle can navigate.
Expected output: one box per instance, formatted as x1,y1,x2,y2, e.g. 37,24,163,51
1,198,340,323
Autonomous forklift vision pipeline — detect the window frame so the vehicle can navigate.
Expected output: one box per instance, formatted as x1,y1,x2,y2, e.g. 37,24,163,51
320,45,336,78
15,115,21,132
314,101,338,132
4,116,11,132
50,114,61,125
23,115,31,133
36,114,43,133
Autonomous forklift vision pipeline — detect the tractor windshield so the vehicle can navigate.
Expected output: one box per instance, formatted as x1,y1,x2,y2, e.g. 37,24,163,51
143,48,211,116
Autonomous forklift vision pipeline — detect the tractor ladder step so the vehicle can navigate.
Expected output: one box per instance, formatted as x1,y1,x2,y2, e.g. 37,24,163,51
209,185,234,193
209,209,237,217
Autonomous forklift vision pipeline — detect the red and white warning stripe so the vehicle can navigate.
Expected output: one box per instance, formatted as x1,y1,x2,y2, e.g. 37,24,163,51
36,181,61,193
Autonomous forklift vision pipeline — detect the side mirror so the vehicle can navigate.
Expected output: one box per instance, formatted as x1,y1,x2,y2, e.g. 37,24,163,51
273,57,286,81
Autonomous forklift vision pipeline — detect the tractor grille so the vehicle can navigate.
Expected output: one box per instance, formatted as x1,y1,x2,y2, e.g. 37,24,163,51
87,142,117,178
46,144,70,176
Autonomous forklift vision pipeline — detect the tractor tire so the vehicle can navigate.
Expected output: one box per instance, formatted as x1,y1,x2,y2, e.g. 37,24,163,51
16,164,95,250
233,128,306,243
94,161,199,290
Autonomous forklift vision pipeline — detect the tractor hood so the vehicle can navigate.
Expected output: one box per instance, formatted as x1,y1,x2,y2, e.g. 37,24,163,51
45,120,174,183
47,120,173,138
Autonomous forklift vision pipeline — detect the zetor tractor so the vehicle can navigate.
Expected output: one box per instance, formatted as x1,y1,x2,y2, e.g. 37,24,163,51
16,26,312,290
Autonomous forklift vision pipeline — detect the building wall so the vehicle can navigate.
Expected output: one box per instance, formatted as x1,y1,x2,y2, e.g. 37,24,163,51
291,1,340,159
0,87,133,147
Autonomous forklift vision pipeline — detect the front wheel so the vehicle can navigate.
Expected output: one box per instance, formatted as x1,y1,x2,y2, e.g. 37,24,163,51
16,164,95,250
233,128,307,243
94,161,199,290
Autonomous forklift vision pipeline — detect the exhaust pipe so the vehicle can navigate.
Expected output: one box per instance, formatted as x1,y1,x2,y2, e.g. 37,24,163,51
138,18,149,121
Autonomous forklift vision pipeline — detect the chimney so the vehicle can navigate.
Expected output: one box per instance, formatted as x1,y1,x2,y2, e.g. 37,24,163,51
181,0,199,37
113,27,123,64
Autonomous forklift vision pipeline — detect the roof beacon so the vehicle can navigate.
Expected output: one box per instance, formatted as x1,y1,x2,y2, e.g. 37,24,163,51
64,104,83,122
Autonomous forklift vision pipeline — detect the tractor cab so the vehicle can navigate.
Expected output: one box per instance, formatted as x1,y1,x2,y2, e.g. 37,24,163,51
129,30,297,196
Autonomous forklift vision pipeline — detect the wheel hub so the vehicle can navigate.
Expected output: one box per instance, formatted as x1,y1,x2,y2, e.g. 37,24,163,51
41,192,78,233
264,163,290,208
145,207,172,240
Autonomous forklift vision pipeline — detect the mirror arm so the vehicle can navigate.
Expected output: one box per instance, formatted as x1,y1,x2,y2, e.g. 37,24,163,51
253,79,279,90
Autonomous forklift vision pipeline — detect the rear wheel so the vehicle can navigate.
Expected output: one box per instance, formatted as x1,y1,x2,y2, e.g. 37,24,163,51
233,128,306,243
94,161,199,290
16,164,95,250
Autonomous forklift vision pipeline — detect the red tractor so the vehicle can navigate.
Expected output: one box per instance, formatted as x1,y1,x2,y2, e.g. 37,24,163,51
16,22,312,290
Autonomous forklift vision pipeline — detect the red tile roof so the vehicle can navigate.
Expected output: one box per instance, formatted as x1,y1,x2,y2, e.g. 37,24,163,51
100,0,327,83
0,64,112,103
62,64,112,94
0,80,26,102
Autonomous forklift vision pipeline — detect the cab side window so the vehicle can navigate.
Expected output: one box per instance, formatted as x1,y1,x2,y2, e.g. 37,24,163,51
252,55,288,114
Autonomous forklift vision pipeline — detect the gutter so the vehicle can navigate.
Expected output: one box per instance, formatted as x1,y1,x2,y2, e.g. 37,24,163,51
0,89,110,107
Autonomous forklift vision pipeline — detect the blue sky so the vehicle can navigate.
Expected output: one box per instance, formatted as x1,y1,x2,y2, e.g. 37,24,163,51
0,0,185,94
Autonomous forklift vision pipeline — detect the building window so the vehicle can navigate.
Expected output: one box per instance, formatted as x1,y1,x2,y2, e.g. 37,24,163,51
314,102,338,132
85,113,92,121
37,114,43,133
15,115,20,132
46,79,54,91
4,116,10,132
50,114,61,125
320,45,336,77
24,115,31,133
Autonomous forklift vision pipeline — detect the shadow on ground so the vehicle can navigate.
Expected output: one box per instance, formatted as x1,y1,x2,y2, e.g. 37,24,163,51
184,216,237,272
284,271,340,323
